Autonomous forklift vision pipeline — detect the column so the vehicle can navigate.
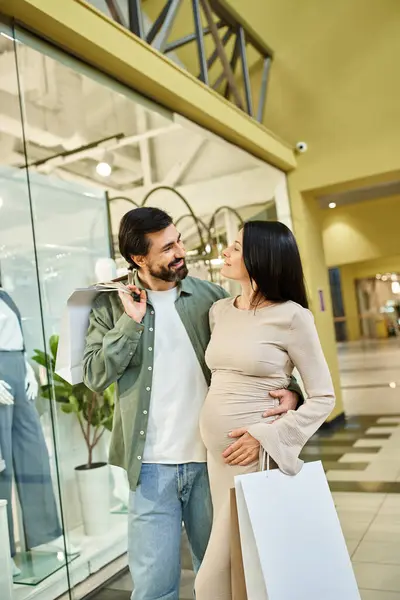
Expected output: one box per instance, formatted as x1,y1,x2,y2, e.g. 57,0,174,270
287,177,345,422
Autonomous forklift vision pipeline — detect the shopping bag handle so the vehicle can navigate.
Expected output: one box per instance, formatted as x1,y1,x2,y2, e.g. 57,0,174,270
259,448,270,475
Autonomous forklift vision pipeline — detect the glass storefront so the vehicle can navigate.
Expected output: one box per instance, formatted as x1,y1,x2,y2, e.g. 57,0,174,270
0,15,289,600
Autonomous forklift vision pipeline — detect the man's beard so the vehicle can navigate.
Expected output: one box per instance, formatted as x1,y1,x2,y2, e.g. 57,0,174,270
149,258,188,283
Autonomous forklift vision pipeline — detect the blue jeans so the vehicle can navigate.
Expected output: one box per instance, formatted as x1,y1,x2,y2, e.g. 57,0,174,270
128,462,212,600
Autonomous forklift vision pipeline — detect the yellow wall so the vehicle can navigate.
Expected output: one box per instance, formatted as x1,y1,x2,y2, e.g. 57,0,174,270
322,194,400,267
225,0,400,193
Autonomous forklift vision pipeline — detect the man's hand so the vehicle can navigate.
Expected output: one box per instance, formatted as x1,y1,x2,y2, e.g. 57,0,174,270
0,380,13,406
263,388,299,419
222,428,260,466
118,285,147,323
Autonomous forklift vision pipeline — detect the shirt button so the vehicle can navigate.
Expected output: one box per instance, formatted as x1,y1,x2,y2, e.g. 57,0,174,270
148,347,152,351
140,431,144,435
149,328,154,332
151,311,154,315
129,352,133,356
148,366,152,371
146,387,150,391
143,410,147,414
137,456,141,460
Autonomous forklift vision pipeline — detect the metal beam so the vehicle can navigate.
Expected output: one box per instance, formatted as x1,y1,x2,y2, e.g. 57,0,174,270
162,137,206,186
146,0,173,45
127,0,144,39
151,0,182,53
209,0,273,58
212,70,227,91
238,26,253,116
136,107,152,188
191,0,208,84
224,35,240,99
29,125,180,171
205,27,232,73
165,21,224,53
200,0,243,110
105,0,126,26
257,57,271,123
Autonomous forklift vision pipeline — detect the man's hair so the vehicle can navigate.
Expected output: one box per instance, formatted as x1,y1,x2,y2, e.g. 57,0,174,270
118,207,173,269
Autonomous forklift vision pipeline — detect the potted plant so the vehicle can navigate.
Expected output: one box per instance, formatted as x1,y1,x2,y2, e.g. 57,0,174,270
32,335,115,536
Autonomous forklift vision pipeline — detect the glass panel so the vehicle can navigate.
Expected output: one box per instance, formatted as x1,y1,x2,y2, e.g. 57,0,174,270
11,21,171,599
0,19,70,596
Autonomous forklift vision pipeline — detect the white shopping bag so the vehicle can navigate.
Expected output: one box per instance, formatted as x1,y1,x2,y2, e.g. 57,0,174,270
55,282,129,385
234,461,360,600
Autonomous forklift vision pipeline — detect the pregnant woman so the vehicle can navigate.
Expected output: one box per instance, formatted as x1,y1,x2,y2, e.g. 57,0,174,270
195,221,336,600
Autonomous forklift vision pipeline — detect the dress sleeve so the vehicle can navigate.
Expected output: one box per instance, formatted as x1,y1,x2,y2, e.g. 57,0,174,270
247,308,335,475
209,300,222,332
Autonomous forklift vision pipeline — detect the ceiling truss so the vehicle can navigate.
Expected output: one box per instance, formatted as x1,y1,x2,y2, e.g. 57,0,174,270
104,0,272,122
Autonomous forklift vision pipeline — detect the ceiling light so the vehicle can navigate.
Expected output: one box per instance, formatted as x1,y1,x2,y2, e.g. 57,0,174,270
328,202,336,209
389,382,397,389
376,274,382,280
96,161,112,177
392,281,400,294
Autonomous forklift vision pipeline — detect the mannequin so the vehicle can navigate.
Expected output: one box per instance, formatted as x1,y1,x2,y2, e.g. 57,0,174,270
0,284,77,575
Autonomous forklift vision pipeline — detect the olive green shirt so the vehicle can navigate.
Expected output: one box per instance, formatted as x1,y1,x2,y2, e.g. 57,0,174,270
83,272,304,490
83,272,228,490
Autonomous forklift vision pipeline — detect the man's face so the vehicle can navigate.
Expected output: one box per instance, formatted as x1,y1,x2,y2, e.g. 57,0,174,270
138,224,188,282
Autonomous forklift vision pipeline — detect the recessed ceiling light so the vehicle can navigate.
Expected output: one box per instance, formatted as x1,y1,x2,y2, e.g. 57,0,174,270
389,382,397,389
96,161,112,177
328,202,336,209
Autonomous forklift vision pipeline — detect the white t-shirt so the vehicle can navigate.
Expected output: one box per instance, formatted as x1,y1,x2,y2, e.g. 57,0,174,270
0,299,24,351
142,286,208,464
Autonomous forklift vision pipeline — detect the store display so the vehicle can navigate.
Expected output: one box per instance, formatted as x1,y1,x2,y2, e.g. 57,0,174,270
0,288,67,571
0,500,13,600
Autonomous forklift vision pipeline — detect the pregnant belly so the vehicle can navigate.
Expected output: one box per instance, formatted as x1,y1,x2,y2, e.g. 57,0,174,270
199,373,284,456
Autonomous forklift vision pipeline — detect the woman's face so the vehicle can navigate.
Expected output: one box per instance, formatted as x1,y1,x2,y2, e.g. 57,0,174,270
221,229,249,281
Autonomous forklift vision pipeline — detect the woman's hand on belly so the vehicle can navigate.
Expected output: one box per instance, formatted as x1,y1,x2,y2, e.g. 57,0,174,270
222,428,260,466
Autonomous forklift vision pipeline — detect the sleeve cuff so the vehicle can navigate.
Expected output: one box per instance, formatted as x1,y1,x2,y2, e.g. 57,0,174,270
115,312,144,340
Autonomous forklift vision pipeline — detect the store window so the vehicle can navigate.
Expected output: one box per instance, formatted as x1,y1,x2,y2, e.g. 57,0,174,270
0,15,290,600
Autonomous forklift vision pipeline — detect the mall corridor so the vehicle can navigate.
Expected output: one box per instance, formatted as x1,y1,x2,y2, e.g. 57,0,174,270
2,1,399,599
89,339,400,600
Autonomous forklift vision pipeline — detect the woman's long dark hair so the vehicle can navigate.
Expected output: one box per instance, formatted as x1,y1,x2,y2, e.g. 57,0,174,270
242,220,309,309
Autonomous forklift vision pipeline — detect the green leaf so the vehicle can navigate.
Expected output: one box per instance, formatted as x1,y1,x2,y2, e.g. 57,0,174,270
61,404,74,414
49,335,59,361
31,350,49,368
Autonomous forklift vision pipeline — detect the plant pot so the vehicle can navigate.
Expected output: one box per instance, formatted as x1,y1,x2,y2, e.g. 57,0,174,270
75,462,110,536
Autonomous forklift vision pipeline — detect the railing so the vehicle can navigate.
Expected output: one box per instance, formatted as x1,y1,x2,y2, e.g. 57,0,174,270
88,0,272,122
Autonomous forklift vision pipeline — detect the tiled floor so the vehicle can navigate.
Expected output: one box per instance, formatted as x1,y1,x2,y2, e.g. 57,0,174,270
89,339,400,599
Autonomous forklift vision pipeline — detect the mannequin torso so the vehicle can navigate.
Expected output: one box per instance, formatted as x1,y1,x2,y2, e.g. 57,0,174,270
0,298,24,351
